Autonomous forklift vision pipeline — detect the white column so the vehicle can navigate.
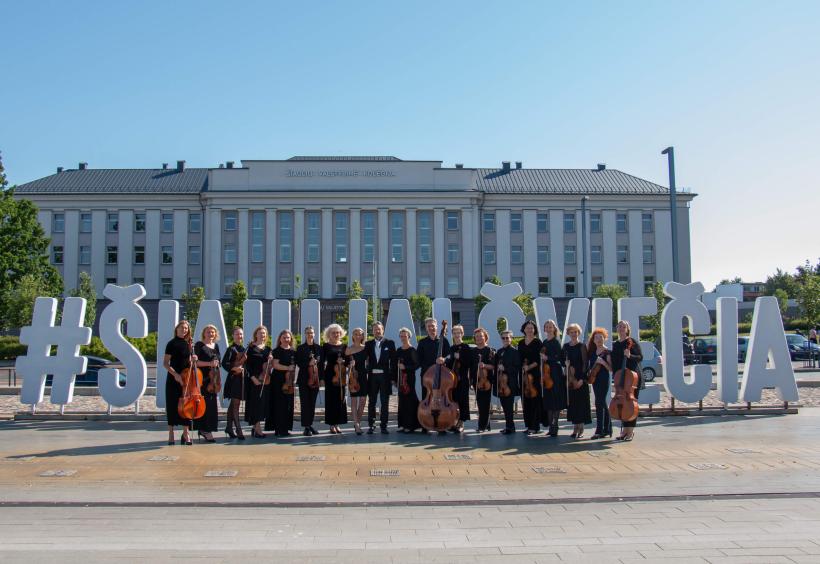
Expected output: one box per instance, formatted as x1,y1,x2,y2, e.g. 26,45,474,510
145,210,161,299
293,209,305,292
602,210,617,284
405,209,417,295
238,209,249,286
350,208,361,284
38,210,51,238
91,210,106,297
548,209,564,297
172,210,188,298
575,209,586,297
207,209,221,299
377,208,389,298
433,208,445,297
321,208,333,299
496,209,511,283
265,209,277,298
654,209,673,284
118,210,133,286
522,209,538,295
461,208,475,298
63,210,79,294
628,210,644,296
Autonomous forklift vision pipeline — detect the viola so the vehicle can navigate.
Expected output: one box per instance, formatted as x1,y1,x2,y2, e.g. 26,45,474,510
541,359,553,390
398,361,410,395
522,361,539,399
178,345,206,420
205,356,221,394
476,352,492,392
229,349,247,379
609,338,640,422
307,351,320,389
282,358,295,395
497,354,512,398
417,320,460,431
348,359,361,394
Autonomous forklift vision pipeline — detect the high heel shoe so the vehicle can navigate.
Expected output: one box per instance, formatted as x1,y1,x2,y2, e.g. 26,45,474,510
236,429,246,440
225,426,237,439
181,434,192,445
197,431,215,443
252,429,266,439
355,423,363,435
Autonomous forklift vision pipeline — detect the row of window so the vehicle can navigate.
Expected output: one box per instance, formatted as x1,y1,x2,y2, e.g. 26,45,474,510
53,212,203,234
482,244,656,265
52,245,203,266
482,211,654,234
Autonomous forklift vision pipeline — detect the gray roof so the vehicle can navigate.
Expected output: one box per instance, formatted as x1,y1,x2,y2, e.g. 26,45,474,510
476,168,669,195
14,168,208,194
286,156,402,162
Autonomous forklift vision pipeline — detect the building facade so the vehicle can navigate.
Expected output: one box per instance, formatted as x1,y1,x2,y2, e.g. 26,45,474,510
15,156,695,330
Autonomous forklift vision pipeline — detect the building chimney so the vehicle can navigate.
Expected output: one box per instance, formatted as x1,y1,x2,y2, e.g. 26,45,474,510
455,163,463,169
219,164,224,168
78,162,88,170
515,161,522,169
596,163,606,171
57,167,64,173
162,163,168,170
502,161,511,171
226,161,234,169
176,160,185,172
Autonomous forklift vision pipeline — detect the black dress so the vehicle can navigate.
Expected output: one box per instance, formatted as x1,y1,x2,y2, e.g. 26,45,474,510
193,341,221,433
296,342,322,428
396,345,420,431
589,348,612,436
164,336,192,427
445,343,472,422
268,347,296,435
347,347,369,398
517,338,543,431
470,346,495,431
563,342,592,425
221,344,246,401
611,338,643,428
541,337,567,421
244,344,271,426
322,343,348,425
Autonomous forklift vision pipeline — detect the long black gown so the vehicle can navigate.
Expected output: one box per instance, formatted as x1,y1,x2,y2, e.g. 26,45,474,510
589,348,612,436
244,344,271,426
295,342,322,428
347,347,369,398
396,345,420,431
417,335,450,401
517,337,543,431
610,338,643,429
470,346,495,431
445,342,471,422
322,343,348,425
164,336,192,427
493,345,521,431
193,341,220,433
541,337,567,427
563,342,591,425
221,343,246,401
268,346,296,435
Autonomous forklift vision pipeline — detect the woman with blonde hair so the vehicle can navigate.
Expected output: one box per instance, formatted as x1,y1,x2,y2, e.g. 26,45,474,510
563,323,591,439
540,319,566,437
346,327,369,434
268,330,297,437
245,325,272,439
395,327,421,433
322,324,348,434
611,320,643,441
194,324,222,443
471,327,495,432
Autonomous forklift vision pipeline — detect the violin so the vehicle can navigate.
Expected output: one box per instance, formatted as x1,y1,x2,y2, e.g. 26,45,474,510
229,349,247,378
417,320,460,431
282,357,295,395
307,351,320,390
332,356,345,386
205,354,221,394
541,359,553,390
566,362,581,390
398,360,410,395
588,350,607,385
609,338,639,422
522,360,539,399
348,357,361,394
497,353,512,398
178,344,206,420
452,350,461,384
258,352,272,399
476,351,492,392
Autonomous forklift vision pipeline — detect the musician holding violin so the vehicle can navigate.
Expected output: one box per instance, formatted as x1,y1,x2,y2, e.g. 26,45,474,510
193,324,222,443
586,327,613,439
518,320,543,435
220,326,246,440
471,327,495,432
445,324,472,433
322,324,349,435
295,326,322,436
269,330,296,437
563,323,592,439
346,328,369,435
494,330,521,435
244,325,272,439
395,327,421,433
540,320,566,437
162,320,195,445
610,320,643,441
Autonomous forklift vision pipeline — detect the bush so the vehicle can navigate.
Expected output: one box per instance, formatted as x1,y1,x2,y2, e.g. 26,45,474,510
0,336,26,360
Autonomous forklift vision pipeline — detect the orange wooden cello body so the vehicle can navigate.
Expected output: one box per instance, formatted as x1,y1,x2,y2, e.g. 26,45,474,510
609,338,639,422
417,321,460,431
178,345,206,420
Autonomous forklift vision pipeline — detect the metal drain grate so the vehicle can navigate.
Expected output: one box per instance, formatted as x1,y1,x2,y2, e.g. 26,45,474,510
39,470,76,477
532,466,566,474
148,455,179,462
370,469,400,477
444,454,473,460
204,470,238,477
296,455,326,462
689,463,728,470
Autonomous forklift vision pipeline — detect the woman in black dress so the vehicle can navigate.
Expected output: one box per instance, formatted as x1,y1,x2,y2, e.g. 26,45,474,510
518,320,543,435
611,320,643,442
322,324,348,434
540,319,566,437
295,326,322,436
270,330,296,437
587,327,613,439
162,320,194,445
563,323,591,439
244,325,272,439
446,324,471,433
346,328,369,435
396,327,421,433
194,324,221,443
221,326,246,440
471,327,495,432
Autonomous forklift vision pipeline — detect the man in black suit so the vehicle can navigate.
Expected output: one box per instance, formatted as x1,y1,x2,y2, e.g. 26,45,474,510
365,321,396,434
416,317,451,435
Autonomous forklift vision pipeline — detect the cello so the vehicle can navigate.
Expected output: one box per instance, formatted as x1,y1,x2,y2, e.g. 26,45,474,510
417,320,460,431
178,344,206,420
609,338,639,422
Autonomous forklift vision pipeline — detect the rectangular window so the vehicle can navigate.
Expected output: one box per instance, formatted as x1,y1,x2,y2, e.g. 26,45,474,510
447,276,460,296
591,245,602,264
188,245,201,265
224,211,237,231
223,276,235,297
335,212,348,263
188,213,201,233
105,277,116,286
251,276,264,297
106,246,118,265
223,243,236,264
447,243,459,263
279,212,292,262
53,213,65,233
564,245,576,265
251,211,264,263
79,245,90,265
133,277,144,286
161,277,172,298
483,245,496,265
483,212,495,232
80,213,92,233
335,276,347,297
188,277,201,291
537,245,550,265
307,211,320,263
643,245,654,264
618,276,629,293
418,277,432,296
616,213,627,233
390,213,404,263
107,213,119,233
510,212,522,233
590,213,601,233
134,246,145,264
644,275,655,295
565,276,576,297
617,245,628,264
592,276,603,294
537,212,548,233
391,275,404,297
53,245,63,264
538,276,550,296
563,213,575,233
362,211,375,262
134,213,146,233
511,245,523,264
642,212,653,233
362,275,374,296
418,211,432,263
161,212,173,233
307,277,319,298
279,277,292,298
162,246,173,264
446,211,459,230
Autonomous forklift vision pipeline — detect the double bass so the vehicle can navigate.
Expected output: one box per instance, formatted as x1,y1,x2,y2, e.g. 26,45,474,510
417,321,460,431
178,345,206,420
609,338,639,422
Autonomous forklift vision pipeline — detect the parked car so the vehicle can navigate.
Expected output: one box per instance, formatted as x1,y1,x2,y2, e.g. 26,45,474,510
639,341,663,382
691,336,718,364
45,356,126,387
738,336,749,363
785,334,820,360
682,336,696,365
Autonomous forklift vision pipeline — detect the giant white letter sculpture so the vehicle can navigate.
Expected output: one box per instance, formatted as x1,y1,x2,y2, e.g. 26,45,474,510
741,297,798,402
478,282,526,349
661,282,712,403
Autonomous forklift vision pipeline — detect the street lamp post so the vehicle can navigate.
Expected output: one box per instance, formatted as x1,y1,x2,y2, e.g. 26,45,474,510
662,147,680,282
581,196,589,297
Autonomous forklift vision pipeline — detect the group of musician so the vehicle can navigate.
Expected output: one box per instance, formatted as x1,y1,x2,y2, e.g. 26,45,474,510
162,318,643,445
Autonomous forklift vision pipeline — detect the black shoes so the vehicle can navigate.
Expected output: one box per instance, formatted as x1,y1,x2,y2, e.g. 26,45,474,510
225,427,237,439
500,428,515,435
380,427,389,434
367,427,375,434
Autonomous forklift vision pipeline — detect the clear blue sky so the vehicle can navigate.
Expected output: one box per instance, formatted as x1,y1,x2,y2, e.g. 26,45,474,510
3,0,818,289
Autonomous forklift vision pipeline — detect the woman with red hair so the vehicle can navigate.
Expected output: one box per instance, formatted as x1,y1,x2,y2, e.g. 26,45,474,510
587,327,613,439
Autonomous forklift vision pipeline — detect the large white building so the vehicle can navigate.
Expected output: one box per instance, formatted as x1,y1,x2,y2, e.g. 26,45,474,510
15,156,695,329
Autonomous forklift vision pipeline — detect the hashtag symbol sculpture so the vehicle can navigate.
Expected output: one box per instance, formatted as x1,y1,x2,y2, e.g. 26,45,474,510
17,297,92,411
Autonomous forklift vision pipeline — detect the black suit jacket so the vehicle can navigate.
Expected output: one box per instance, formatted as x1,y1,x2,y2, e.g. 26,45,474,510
364,338,396,381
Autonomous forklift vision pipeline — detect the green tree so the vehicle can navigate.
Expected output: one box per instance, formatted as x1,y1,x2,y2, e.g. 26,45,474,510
291,274,308,331
773,288,789,316
222,280,247,331
644,281,667,343
2,273,62,330
593,283,628,302
335,279,374,331
181,285,205,325
796,272,820,327
764,268,798,298
408,293,432,333
69,271,97,327
718,276,742,286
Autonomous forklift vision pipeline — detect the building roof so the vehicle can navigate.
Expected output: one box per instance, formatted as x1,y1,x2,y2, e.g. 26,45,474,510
14,168,208,194
476,168,669,195
286,156,402,162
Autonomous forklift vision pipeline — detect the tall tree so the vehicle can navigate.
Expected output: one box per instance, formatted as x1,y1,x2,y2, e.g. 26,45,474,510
796,273,820,328
773,288,789,316
290,274,308,332
593,283,628,302
644,281,667,342
222,280,247,332
764,268,798,298
335,279,374,331
2,274,59,330
181,285,205,326
408,293,432,333
69,271,97,327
